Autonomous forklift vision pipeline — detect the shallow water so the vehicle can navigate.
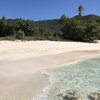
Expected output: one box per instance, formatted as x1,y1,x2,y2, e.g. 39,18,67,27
35,57,100,100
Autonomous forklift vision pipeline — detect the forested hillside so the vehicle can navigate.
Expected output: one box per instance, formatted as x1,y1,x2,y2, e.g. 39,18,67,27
33,19,61,32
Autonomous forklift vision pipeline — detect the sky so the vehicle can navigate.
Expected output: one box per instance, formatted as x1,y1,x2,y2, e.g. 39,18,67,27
0,0,100,20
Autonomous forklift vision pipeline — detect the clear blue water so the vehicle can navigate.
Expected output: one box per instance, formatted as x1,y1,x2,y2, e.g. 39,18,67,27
36,57,100,100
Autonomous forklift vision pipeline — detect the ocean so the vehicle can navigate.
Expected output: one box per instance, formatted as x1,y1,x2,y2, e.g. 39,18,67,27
35,57,100,100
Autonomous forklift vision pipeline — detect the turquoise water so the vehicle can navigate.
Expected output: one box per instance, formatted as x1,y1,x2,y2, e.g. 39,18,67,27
36,57,100,100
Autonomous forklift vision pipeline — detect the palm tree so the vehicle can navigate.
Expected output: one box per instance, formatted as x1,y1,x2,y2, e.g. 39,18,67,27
78,5,84,16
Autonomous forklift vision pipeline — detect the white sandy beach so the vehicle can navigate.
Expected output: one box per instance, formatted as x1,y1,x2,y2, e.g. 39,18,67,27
0,40,100,100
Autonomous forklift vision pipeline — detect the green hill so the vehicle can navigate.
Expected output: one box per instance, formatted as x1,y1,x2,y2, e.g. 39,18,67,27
73,14,100,22
33,19,61,32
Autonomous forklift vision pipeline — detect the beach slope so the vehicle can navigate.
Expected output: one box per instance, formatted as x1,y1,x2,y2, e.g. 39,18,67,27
0,41,100,100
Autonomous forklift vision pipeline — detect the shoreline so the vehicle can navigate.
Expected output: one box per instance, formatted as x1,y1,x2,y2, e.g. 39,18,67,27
36,50,100,98
0,41,100,100
35,51,100,99
51,51,100,69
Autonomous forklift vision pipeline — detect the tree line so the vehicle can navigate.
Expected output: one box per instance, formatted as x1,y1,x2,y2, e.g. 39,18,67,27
0,16,59,40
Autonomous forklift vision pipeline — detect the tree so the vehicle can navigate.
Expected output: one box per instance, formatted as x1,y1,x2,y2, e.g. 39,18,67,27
78,5,84,16
61,19,85,41
1,16,6,21
61,18,99,42
84,22,99,41
15,30,25,39
59,15,68,25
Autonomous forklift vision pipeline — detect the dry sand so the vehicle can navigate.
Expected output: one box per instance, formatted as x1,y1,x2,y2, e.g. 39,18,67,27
0,40,100,100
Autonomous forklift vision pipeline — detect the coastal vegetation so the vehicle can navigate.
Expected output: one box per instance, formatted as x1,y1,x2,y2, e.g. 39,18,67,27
0,17,59,40
0,6,100,42
60,16,100,42
60,6,100,42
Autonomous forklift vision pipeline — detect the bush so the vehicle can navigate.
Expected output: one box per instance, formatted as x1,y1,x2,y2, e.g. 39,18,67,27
15,30,25,39
84,22,99,41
